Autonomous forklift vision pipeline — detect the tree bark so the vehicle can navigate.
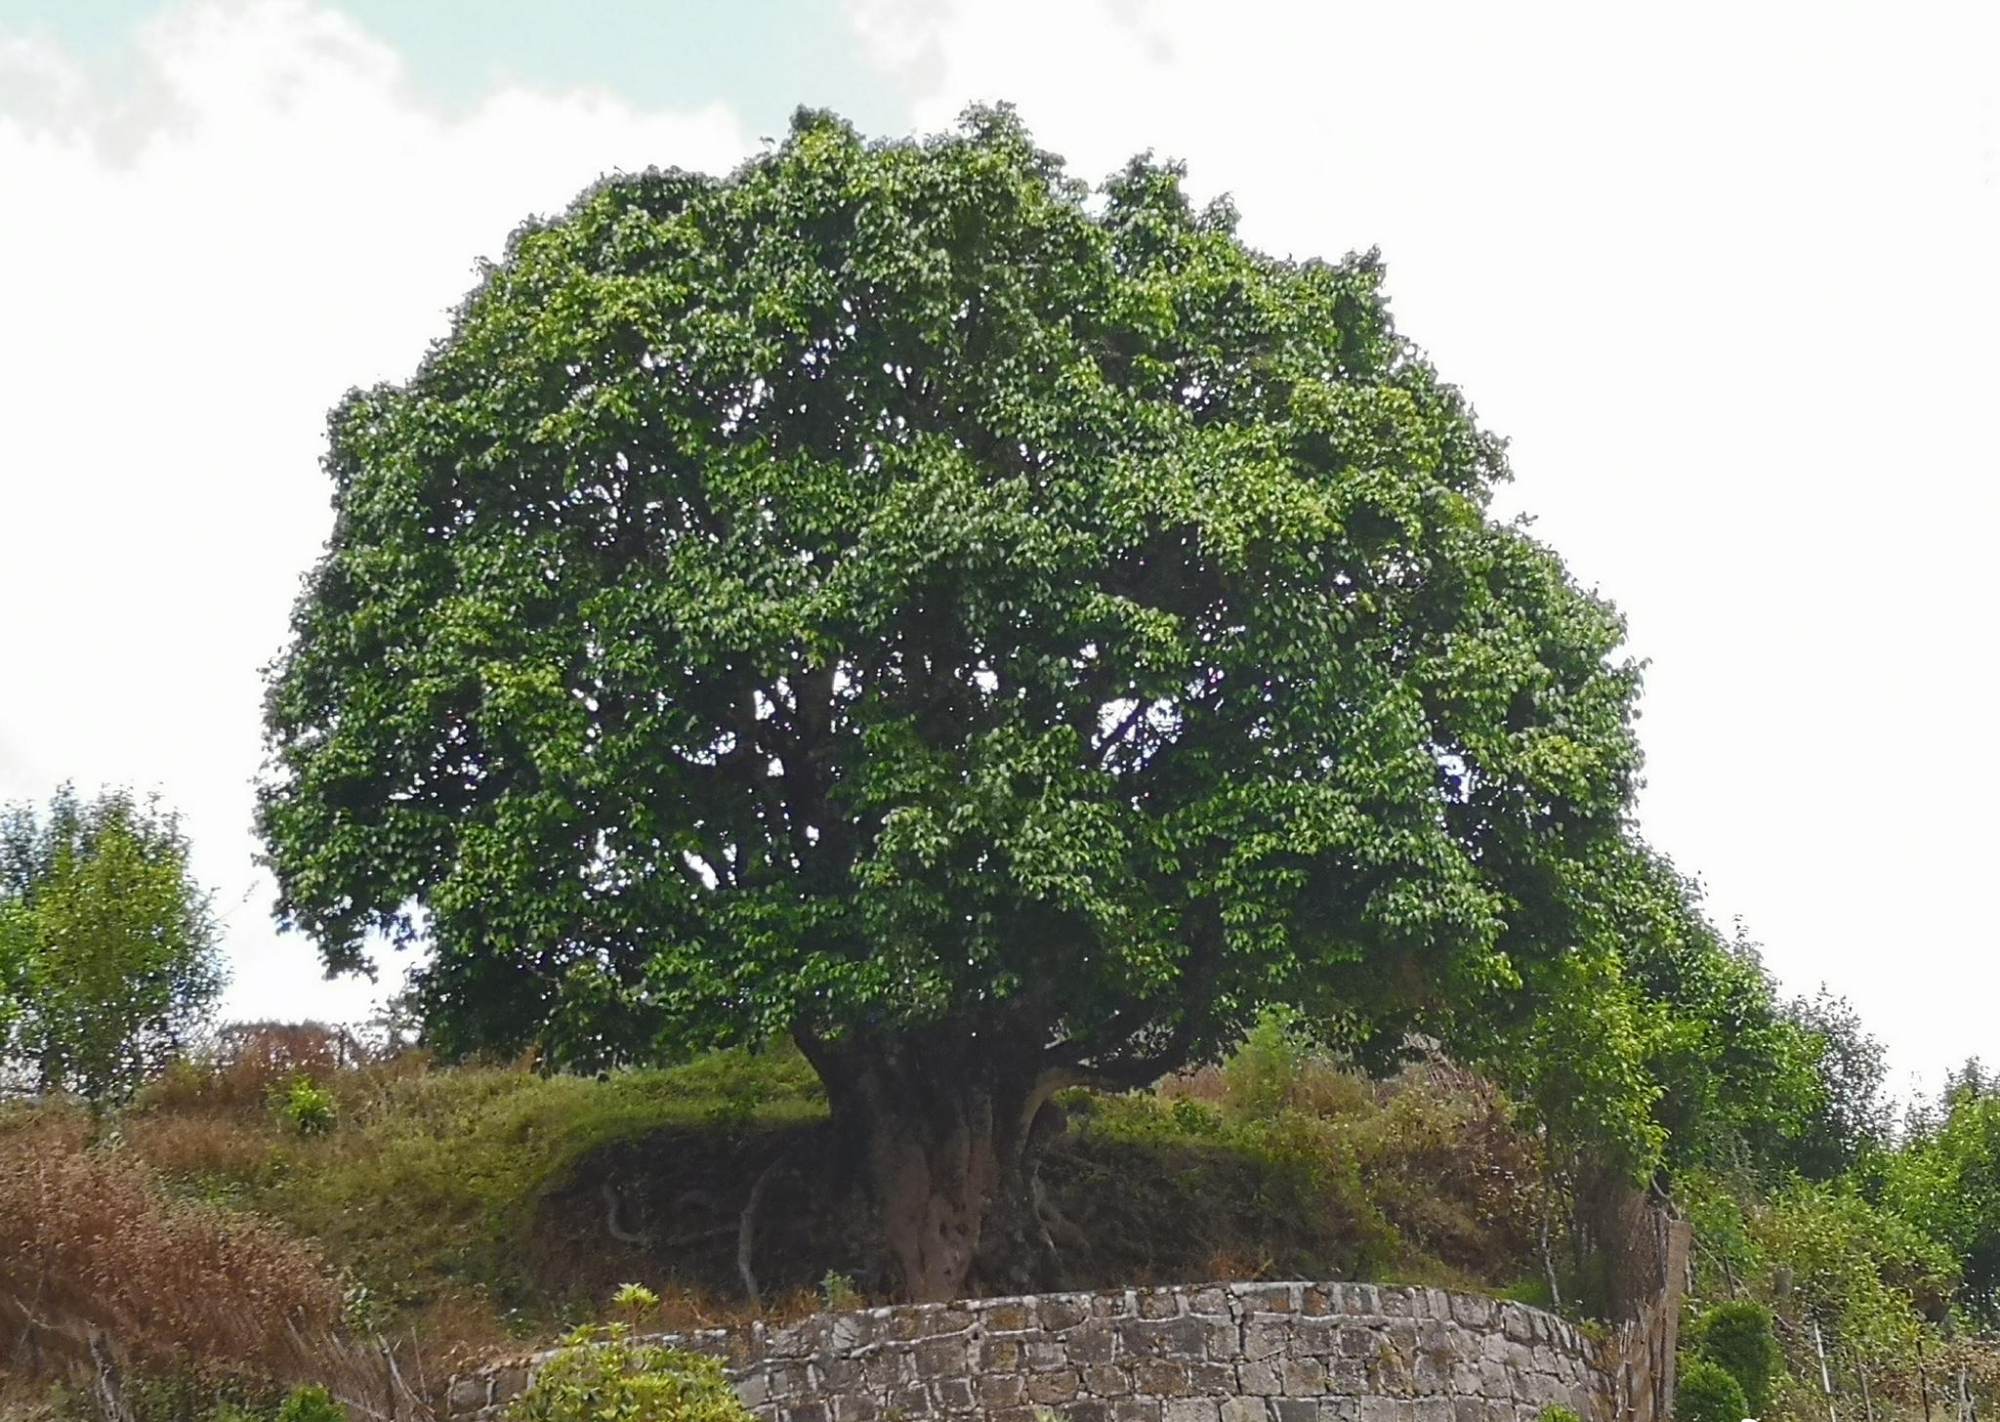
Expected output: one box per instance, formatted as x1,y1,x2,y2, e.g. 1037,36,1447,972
800,1026,1070,1302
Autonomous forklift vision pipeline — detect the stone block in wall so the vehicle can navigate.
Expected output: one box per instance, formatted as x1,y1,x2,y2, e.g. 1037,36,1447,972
933,1375,974,1413
1027,1367,1084,1404
922,1305,975,1339
1191,1286,1232,1317
1083,1362,1133,1396
1239,1359,1283,1396
818,1355,865,1392
1141,1287,1188,1319
1295,1316,1340,1357
1023,1337,1070,1370
1449,1294,1494,1331
1242,1317,1289,1362
1408,1345,1449,1394
887,1383,931,1417
1329,1355,1373,1391
1120,1315,1211,1360
1231,1282,1301,1314
829,1393,876,1422
859,1346,906,1388
1163,1400,1222,1422
1069,1319,1119,1364
975,1372,1028,1408
769,1322,818,1359
1132,1358,1193,1396
912,1336,969,1379
768,1361,813,1401
1357,1393,1411,1422
1279,1357,1328,1395
1339,1285,1380,1317
826,1312,879,1355
1189,1360,1237,1394
983,1297,1040,1332
1203,1318,1243,1360
1378,1289,1415,1319
1042,1295,1093,1330
1410,1397,1453,1422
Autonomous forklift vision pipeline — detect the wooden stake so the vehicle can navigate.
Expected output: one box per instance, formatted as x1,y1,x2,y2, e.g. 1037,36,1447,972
1814,1319,1838,1422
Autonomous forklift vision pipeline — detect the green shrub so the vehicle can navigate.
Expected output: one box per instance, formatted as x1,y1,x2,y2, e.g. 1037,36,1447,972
1676,1358,1748,1422
820,1271,860,1311
506,1323,752,1422
1538,1407,1584,1422
1687,1300,1781,1413
1222,1007,1308,1120
278,1076,337,1135
276,1384,349,1422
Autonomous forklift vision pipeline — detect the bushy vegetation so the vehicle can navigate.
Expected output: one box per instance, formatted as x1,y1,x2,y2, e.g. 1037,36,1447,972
505,1325,751,1422
7,1002,2000,1422
1,786,223,1104
1684,1301,1781,1414
1675,1359,1749,1422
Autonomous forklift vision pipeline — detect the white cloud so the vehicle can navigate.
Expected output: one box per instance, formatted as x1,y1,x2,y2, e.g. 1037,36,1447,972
843,0,2000,1090
0,0,755,1024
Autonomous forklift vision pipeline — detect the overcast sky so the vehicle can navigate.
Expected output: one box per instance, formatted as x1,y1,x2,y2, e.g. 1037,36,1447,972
1,0,1993,1096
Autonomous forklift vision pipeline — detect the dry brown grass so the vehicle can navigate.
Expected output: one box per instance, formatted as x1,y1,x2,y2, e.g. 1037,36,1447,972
119,1110,278,1182
0,1110,343,1380
138,1022,362,1119
0,1104,504,1419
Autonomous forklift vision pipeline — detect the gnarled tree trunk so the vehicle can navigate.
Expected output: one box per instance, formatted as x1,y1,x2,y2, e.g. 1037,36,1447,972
799,1026,1073,1302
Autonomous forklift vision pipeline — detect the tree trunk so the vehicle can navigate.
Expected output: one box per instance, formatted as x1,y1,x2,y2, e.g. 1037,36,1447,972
802,1028,1069,1303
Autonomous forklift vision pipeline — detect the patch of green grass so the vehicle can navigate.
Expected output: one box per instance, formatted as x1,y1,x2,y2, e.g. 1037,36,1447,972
134,1046,826,1316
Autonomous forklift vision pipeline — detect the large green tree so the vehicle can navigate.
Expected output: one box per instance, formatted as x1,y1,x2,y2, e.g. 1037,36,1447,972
0,786,224,1102
261,108,1649,1299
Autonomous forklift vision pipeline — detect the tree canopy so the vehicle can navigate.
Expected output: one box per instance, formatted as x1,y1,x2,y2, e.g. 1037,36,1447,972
262,107,1657,1297
0,786,223,1102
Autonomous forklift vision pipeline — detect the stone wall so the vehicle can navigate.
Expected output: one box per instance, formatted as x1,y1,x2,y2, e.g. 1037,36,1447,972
448,1282,1618,1422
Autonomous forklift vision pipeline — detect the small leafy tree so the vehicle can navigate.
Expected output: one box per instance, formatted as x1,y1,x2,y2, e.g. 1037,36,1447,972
1774,989,1889,1178
0,786,224,1102
262,107,1659,1298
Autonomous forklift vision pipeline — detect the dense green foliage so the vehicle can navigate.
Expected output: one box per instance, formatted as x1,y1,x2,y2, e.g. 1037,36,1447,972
1878,1073,2000,1322
507,1325,752,1422
1685,1301,1781,1414
260,101,1740,1298
0,786,223,1101
1674,1359,1748,1422
261,103,1647,1080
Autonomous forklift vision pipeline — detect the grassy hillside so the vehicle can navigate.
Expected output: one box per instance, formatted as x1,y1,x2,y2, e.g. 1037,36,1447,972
8,1020,1991,1422
0,1021,1552,1420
